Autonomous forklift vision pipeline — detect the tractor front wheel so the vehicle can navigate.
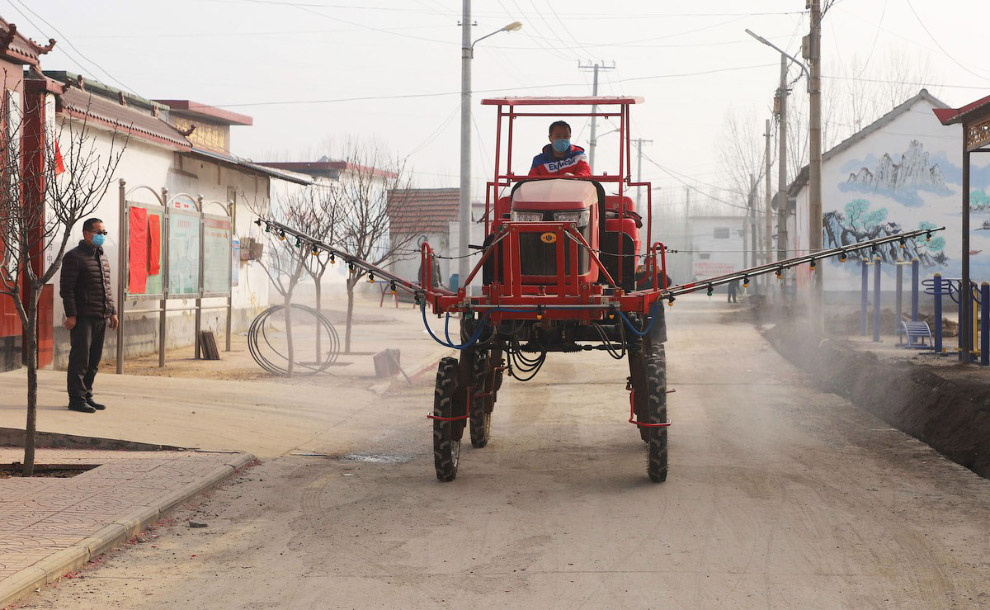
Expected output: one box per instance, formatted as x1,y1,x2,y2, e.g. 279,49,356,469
645,344,668,483
470,351,493,448
433,357,462,481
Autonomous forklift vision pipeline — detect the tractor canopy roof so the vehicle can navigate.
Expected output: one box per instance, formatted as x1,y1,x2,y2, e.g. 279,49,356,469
481,96,644,106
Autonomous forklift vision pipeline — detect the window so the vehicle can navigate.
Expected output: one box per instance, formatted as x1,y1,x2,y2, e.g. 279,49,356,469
713,227,730,239
699,253,711,260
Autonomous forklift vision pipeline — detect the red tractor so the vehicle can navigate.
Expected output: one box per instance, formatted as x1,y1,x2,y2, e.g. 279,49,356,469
261,96,941,483
420,97,670,482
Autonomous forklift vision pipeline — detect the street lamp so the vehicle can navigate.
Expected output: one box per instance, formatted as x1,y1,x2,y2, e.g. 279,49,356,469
459,12,522,293
746,24,823,327
746,29,809,300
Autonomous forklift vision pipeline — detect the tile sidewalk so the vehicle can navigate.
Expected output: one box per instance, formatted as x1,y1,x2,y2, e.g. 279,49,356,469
0,448,254,609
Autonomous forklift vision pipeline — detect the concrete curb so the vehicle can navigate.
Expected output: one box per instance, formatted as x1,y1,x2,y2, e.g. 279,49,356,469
0,452,255,610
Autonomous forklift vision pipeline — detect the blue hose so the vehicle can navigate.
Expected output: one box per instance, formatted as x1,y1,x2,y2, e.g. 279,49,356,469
616,301,661,337
421,304,491,350
422,301,660,346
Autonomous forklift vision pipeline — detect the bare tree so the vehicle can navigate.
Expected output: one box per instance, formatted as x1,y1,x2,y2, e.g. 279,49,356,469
321,141,417,353
718,109,768,202
787,49,940,169
252,195,310,377
0,93,124,476
289,187,341,362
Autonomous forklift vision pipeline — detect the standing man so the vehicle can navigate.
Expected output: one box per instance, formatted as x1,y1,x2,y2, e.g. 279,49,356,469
529,120,592,177
60,218,118,413
727,278,739,304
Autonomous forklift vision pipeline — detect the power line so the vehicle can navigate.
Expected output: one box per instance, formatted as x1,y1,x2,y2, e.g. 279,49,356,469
904,0,990,82
214,63,779,108
852,0,887,78
405,101,460,157
6,0,139,95
640,152,750,212
821,74,988,90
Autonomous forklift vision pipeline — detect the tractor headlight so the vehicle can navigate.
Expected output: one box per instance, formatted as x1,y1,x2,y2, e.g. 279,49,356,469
554,210,590,226
511,211,544,222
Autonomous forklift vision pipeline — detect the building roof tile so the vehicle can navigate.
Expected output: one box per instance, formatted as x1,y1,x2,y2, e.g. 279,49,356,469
387,188,461,234
59,86,192,150
0,18,53,66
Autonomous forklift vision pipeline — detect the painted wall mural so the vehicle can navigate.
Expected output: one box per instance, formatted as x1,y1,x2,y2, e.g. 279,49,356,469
839,140,950,206
820,116,990,292
824,199,946,266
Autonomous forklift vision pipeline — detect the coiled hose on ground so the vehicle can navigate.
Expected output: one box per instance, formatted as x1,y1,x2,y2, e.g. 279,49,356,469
247,304,340,376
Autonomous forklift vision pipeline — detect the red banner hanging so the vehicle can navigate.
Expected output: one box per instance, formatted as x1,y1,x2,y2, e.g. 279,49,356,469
148,213,161,276
128,207,148,293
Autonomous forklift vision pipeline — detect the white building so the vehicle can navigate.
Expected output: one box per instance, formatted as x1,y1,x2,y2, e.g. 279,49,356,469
687,215,746,286
37,71,310,366
790,90,990,299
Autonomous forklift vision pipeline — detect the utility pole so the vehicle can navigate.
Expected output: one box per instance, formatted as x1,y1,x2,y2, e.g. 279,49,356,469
806,0,824,330
749,173,758,271
684,187,691,282
775,54,789,267
457,8,521,294
633,138,653,211
458,0,473,293
764,119,773,291
579,61,615,174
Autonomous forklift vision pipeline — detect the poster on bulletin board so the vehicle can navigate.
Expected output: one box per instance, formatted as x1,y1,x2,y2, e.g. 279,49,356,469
168,210,201,296
203,215,232,295
126,203,164,297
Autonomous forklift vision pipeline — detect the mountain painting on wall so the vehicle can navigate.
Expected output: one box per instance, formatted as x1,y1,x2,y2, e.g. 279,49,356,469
839,140,951,206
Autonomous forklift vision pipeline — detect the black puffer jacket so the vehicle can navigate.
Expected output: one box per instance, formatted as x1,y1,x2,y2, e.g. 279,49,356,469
60,240,116,318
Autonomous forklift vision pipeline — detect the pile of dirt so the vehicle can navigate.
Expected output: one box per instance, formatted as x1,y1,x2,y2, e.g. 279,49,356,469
764,320,990,479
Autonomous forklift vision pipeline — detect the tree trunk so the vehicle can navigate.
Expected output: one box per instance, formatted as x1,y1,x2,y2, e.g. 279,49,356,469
345,276,356,354
284,291,294,378
314,277,322,363
22,293,38,477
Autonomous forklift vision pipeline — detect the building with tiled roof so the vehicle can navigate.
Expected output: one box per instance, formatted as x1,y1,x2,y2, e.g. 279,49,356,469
0,19,55,370
6,65,312,371
384,188,486,290
387,188,459,234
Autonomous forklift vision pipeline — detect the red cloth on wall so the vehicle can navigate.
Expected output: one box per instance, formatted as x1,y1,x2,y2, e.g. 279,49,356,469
128,207,148,293
148,213,162,276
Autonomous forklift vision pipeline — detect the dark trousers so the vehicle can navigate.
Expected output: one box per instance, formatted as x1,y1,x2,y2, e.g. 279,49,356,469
67,316,107,400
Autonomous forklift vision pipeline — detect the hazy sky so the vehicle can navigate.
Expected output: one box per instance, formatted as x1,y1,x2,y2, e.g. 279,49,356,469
9,0,990,209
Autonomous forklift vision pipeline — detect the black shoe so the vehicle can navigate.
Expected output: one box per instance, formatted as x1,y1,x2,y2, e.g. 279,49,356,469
85,396,106,411
68,400,96,414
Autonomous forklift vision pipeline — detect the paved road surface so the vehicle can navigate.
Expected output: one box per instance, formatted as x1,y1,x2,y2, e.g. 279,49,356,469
18,297,990,609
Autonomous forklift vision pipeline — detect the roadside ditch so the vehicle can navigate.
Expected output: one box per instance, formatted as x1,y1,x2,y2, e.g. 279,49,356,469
759,314,989,479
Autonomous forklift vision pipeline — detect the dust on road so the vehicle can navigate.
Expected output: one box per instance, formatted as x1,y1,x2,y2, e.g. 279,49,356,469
18,297,990,609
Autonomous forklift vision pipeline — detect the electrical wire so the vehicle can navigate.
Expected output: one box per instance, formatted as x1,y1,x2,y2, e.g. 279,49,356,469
904,0,990,82
7,0,139,95
214,63,779,108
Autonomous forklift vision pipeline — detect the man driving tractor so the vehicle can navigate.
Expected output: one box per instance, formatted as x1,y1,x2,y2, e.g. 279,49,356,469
529,120,591,177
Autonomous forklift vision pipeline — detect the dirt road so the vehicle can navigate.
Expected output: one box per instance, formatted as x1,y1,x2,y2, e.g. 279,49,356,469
18,297,990,609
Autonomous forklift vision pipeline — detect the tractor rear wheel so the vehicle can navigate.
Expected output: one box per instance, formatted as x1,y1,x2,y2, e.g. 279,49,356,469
433,357,462,481
645,344,668,483
470,351,493,448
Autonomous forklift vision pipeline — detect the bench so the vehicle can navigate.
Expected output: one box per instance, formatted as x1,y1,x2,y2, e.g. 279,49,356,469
899,320,933,349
